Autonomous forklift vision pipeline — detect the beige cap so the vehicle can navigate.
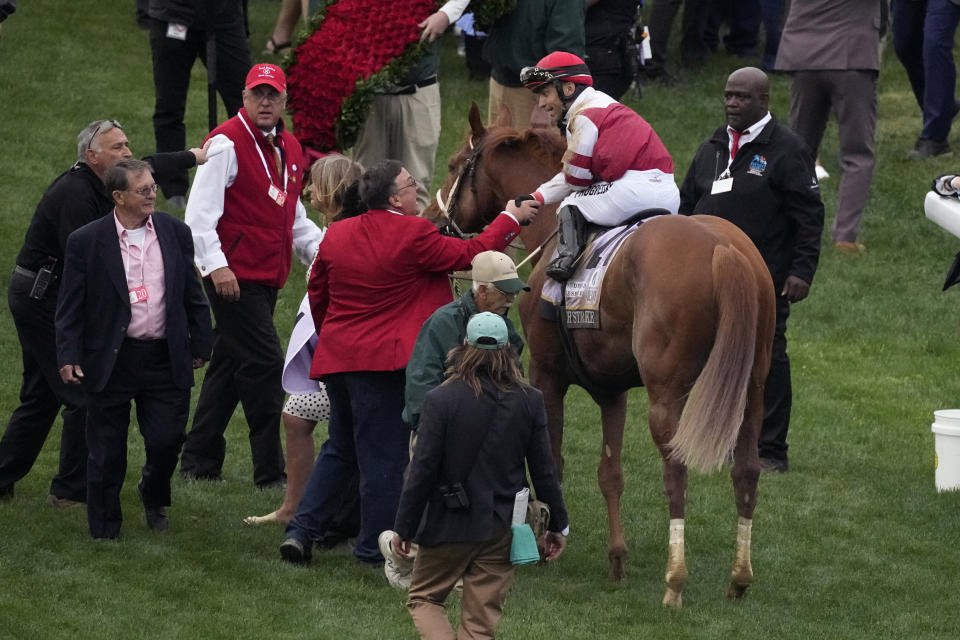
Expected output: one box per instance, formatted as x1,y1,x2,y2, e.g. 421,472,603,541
471,251,530,293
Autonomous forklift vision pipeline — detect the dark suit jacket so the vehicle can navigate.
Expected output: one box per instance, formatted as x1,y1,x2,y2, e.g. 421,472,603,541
56,210,213,393
394,378,569,546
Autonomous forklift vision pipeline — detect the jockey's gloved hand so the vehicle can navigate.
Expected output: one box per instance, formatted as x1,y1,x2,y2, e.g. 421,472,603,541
513,195,537,225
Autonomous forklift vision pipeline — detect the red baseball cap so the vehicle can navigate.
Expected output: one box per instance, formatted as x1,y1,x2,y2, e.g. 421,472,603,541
245,64,287,92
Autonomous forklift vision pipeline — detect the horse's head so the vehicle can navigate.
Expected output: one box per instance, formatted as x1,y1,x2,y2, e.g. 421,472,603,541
424,102,565,237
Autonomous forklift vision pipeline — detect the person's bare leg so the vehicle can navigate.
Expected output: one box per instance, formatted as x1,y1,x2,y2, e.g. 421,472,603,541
244,413,315,524
265,0,305,54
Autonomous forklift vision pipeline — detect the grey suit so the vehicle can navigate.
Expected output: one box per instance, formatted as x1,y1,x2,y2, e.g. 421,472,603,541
775,0,883,244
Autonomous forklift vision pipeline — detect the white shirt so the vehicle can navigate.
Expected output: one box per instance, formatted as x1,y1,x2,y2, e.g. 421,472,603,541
185,131,324,277
723,111,773,174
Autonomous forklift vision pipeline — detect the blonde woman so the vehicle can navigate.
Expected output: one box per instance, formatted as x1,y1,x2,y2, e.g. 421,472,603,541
245,154,364,525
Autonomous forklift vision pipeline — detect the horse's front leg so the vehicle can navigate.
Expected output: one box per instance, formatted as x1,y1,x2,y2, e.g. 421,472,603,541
598,393,628,581
727,383,763,599
649,398,689,608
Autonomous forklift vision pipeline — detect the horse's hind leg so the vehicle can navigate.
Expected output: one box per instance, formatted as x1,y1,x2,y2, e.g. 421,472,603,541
727,386,762,599
649,397,689,608
598,393,628,581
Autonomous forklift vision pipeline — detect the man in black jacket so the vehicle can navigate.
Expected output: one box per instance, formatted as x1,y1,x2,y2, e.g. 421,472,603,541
56,159,212,539
679,67,824,473
0,120,203,506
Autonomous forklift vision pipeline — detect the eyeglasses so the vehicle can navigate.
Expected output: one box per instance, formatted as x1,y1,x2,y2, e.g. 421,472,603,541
397,177,419,192
86,119,122,153
246,88,286,104
130,183,159,196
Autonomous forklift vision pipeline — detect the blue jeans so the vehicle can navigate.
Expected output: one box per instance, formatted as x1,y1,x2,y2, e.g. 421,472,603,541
921,0,960,141
284,370,408,564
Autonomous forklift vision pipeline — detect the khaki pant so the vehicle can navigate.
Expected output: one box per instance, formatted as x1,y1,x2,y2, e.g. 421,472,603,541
407,529,515,640
353,83,441,210
488,78,540,131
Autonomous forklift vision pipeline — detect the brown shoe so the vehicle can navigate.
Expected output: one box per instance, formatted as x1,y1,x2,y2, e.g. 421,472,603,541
45,493,85,509
835,241,866,253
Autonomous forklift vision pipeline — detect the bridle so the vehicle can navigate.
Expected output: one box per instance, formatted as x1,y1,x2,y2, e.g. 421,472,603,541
434,134,484,239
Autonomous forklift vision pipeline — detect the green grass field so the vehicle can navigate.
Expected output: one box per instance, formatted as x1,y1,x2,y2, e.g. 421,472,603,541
2,1,960,638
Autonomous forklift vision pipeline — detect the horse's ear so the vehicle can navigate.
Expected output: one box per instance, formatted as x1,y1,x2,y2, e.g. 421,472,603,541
495,103,514,128
468,102,485,139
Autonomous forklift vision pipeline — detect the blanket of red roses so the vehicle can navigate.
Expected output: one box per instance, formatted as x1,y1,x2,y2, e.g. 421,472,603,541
286,0,438,153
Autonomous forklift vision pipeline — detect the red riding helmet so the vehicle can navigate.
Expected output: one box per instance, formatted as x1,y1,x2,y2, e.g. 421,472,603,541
520,51,593,91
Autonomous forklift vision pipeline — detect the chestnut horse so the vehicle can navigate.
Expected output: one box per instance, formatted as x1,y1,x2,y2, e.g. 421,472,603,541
425,105,776,607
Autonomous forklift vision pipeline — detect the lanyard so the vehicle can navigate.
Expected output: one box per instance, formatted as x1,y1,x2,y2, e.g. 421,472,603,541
238,115,288,194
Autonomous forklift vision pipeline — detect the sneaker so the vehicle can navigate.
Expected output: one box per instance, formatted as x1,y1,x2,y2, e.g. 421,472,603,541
280,537,311,565
378,530,414,590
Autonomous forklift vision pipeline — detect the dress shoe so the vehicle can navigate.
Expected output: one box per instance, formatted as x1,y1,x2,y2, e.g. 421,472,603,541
908,138,951,159
256,478,286,491
280,537,311,564
180,470,223,482
137,480,169,532
45,493,85,509
759,457,789,473
835,241,866,254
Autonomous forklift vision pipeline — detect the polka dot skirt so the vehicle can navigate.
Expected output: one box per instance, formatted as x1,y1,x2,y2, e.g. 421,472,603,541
282,386,331,422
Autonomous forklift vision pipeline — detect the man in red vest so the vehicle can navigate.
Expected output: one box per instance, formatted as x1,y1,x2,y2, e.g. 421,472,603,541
182,63,324,488
278,159,539,566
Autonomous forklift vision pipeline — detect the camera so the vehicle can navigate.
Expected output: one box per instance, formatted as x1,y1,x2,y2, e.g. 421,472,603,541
439,482,470,511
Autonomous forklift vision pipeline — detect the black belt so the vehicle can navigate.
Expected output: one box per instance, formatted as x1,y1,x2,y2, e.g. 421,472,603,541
388,76,438,95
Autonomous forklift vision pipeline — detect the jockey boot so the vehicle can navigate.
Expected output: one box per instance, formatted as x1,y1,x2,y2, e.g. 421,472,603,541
546,205,587,282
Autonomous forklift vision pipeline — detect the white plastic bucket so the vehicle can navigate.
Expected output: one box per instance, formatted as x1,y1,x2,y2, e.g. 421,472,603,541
931,410,960,492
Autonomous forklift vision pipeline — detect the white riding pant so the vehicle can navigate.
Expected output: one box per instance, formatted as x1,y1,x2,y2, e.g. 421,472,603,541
560,169,680,226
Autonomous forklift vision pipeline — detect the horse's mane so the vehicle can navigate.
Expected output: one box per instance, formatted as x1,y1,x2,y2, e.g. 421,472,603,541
483,126,565,169
450,125,565,172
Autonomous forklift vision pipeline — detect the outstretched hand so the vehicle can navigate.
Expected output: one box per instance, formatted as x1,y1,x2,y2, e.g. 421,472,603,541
505,198,540,225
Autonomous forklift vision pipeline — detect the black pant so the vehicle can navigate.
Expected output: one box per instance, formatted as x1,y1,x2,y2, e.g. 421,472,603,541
759,294,792,462
0,274,87,500
180,281,285,486
149,17,250,199
85,338,189,539
648,0,710,68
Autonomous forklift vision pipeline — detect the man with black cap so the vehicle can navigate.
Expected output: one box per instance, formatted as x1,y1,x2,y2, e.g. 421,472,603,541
182,63,323,488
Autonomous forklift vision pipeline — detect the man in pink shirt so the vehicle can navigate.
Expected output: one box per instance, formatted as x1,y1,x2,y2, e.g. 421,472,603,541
56,159,213,539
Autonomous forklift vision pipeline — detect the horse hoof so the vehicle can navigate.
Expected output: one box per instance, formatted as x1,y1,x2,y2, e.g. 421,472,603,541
726,581,750,599
608,551,627,582
662,588,683,608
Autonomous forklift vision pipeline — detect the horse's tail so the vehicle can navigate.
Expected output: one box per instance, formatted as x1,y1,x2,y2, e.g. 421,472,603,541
668,244,759,473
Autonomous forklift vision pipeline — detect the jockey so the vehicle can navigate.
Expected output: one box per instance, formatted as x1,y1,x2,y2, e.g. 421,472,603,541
520,51,680,281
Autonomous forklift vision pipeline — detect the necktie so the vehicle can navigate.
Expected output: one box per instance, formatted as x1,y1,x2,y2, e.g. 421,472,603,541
730,129,747,160
266,133,283,178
